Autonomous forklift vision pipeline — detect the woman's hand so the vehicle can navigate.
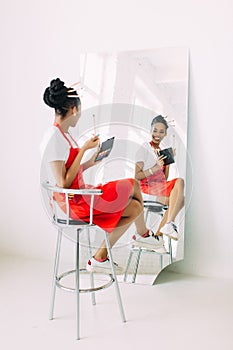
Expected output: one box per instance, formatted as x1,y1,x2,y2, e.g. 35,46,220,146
156,154,167,168
154,149,167,168
81,140,102,170
82,135,100,152
87,149,102,167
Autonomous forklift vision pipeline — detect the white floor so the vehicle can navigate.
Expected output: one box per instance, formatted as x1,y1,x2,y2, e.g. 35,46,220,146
1,256,233,350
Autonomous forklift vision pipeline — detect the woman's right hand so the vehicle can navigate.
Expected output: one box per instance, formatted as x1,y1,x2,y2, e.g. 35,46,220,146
82,135,100,151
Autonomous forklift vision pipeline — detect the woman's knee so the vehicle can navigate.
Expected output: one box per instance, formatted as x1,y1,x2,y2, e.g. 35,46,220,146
130,179,143,203
122,198,143,218
175,178,185,190
129,198,143,218
132,179,141,192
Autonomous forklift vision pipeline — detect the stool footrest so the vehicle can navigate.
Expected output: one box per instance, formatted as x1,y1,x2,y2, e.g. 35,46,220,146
56,268,115,293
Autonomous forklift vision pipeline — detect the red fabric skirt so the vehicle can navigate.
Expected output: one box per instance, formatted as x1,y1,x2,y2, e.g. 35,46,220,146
139,168,177,197
140,178,177,197
54,178,134,233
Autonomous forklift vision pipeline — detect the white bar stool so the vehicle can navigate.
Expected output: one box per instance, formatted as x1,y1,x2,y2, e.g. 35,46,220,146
124,200,173,284
41,182,126,340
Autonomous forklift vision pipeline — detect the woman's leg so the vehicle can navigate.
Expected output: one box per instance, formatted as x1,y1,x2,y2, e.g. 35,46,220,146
166,178,185,223
129,179,148,235
113,179,148,236
154,178,185,235
155,208,169,235
94,179,159,260
94,198,143,260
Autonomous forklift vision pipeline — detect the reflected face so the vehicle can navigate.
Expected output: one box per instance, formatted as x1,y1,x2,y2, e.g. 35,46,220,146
151,122,167,146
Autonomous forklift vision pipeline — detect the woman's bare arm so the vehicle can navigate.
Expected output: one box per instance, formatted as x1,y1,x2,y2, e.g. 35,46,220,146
163,165,170,179
50,136,99,188
82,149,102,171
135,161,161,180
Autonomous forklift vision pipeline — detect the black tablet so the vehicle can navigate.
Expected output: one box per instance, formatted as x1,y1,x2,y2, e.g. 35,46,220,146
95,137,115,161
158,147,175,166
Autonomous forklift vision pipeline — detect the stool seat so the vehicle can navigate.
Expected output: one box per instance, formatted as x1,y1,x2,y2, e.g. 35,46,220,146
143,200,168,212
55,217,91,225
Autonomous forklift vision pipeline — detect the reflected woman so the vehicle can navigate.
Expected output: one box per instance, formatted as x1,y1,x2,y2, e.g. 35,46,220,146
40,79,166,274
134,115,185,241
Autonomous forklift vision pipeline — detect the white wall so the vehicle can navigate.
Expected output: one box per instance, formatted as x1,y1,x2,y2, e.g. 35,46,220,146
1,0,233,279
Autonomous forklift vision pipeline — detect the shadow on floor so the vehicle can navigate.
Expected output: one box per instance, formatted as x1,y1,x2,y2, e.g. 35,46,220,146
153,261,191,285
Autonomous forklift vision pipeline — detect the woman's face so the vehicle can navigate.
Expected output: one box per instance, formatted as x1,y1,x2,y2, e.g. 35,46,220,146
151,122,167,145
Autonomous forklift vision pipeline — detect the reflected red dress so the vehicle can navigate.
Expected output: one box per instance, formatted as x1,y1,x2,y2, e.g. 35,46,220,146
53,124,134,233
139,142,177,197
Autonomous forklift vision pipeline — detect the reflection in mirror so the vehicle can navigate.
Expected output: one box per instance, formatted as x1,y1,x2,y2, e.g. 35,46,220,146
77,48,189,285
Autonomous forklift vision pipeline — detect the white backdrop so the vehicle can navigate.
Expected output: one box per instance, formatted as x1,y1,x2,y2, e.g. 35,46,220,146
1,0,233,279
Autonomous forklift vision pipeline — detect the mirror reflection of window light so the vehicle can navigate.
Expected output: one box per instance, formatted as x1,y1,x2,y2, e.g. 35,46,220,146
80,53,117,109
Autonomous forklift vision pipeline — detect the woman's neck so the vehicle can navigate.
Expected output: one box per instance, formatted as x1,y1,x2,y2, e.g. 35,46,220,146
54,116,69,133
150,140,160,149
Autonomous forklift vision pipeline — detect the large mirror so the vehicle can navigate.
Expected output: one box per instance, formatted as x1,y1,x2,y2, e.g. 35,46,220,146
40,47,189,286
74,47,189,285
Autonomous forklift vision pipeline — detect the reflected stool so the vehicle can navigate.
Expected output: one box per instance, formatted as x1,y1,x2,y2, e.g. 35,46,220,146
124,201,173,283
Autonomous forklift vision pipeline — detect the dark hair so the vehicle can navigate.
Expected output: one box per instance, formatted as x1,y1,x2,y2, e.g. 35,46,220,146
151,115,169,130
43,78,81,117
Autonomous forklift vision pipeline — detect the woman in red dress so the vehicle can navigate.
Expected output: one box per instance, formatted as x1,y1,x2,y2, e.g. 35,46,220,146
135,115,185,241
41,79,166,273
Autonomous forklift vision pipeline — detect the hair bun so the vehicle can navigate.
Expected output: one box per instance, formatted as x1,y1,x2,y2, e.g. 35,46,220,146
151,114,169,129
43,78,67,108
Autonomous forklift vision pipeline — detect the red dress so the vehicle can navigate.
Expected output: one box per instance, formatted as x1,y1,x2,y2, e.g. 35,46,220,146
53,124,134,233
139,142,177,197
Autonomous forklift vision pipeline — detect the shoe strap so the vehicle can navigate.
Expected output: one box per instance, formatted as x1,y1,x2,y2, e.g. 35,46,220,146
149,231,160,241
106,257,119,267
171,222,178,232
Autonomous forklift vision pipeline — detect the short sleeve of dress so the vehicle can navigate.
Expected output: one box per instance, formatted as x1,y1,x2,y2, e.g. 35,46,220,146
135,142,148,163
135,142,157,170
40,126,70,185
40,126,69,163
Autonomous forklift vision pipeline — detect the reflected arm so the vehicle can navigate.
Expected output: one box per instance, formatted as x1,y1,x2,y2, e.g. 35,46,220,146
163,165,170,179
135,162,161,180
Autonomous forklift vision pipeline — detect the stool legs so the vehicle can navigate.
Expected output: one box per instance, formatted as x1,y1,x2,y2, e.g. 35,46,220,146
49,228,125,340
87,228,96,306
75,229,81,340
132,248,142,283
124,249,133,282
168,237,173,264
49,228,62,320
160,254,163,270
104,231,126,323
124,207,174,284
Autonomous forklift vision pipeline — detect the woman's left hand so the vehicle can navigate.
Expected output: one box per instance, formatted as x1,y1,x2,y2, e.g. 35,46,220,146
157,155,167,168
155,149,167,168
88,148,102,167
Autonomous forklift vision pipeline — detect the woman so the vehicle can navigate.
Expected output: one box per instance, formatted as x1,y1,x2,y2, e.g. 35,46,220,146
135,115,185,241
40,79,166,275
